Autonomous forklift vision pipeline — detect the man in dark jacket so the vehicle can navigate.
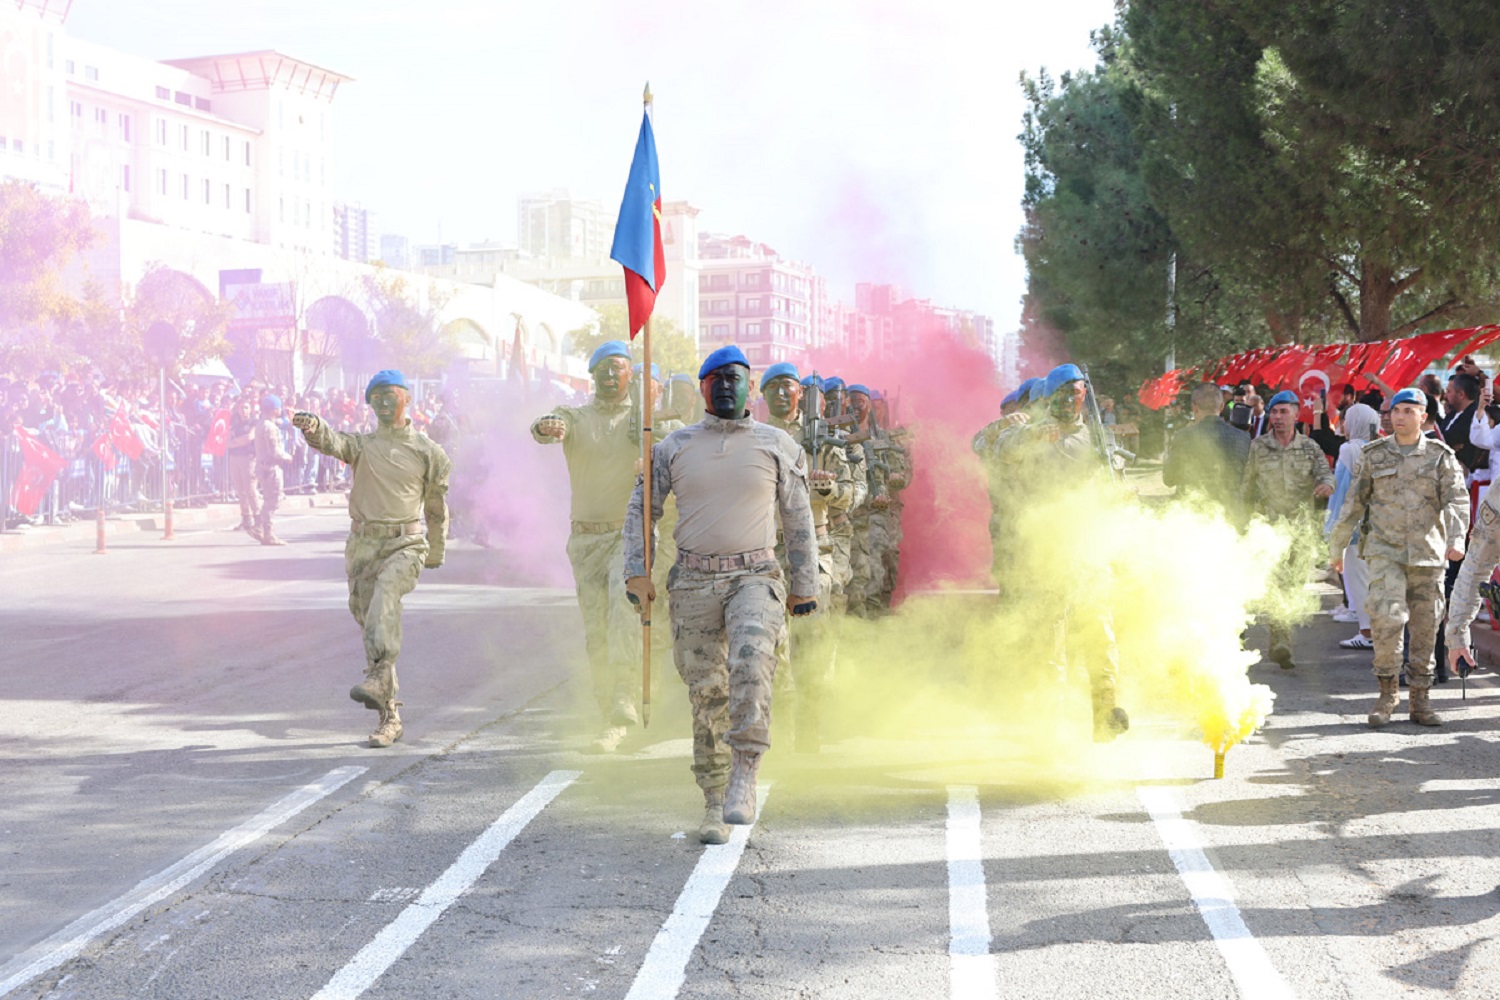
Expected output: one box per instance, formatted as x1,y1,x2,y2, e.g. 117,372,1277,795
1165,382,1252,523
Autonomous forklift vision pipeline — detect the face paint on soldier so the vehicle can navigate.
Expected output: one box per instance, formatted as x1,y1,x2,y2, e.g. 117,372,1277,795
1048,380,1085,423
849,392,871,424
822,389,846,419
592,357,632,405
702,365,751,419
763,376,802,420
1391,401,1425,444
369,386,409,429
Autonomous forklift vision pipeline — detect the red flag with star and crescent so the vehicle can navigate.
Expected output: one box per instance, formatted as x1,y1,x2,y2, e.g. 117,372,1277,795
10,425,67,517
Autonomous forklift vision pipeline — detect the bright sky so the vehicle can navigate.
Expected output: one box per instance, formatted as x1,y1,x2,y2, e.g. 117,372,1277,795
67,0,1115,332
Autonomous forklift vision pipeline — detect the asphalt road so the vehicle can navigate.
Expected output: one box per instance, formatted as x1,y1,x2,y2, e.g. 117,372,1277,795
5,500,1500,999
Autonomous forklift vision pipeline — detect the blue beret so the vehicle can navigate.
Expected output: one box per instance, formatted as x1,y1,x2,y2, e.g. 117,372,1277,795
589,340,631,371
822,376,846,392
698,345,750,380
1391,388,1426,408
632,361,662,381
760,362,800,390
870,389,885,401
1018,376,1044,403
261,394,282,411
847,383,871,397
1001,388,1023,406
800,374,823,390
1043,364,1085,398
364,369,409,402
1266,390,1299,410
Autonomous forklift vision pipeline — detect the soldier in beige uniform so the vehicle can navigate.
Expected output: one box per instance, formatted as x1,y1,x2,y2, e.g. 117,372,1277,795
1242,390,1336,669
532,340,641,752
761,364,859,751
819,377,867,612
252,395,292,546
1330,388,1467,726
292,370,451,748
625,346,819,845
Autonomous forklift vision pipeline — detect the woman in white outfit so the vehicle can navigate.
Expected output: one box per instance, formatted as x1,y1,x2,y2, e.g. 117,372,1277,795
1325,403,1381,648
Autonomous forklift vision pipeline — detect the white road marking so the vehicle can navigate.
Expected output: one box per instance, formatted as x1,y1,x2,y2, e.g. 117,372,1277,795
623,784,771,1000
311,769,581,1000
1138,786,1297,1000
946,786,999,1000
0,765,366,997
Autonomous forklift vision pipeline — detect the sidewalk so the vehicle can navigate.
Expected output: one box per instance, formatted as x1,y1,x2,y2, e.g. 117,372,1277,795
0,492,346,554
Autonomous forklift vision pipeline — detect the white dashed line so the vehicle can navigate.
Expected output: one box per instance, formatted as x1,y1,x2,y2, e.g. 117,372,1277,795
1138,786,1297,1000
623,785,771,1000
0,765,366,997
311,769,581,1000
947,785,999,1000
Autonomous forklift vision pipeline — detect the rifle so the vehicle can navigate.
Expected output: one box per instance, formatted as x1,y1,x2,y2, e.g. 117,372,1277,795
800,373,827,474
864,403,891,501
628,379,644,447
1080,363,1134,483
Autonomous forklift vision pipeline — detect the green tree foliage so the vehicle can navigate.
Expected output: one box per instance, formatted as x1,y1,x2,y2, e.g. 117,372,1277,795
0,181,98,375
362,271,460,377
111,265,232,378
569,302,699,378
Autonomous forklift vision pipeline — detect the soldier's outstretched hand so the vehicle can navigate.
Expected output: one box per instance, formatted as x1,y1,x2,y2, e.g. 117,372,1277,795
291,411,317,432
535,416,567,440
625,575,656,614
788,594,817,617
809,469,836,494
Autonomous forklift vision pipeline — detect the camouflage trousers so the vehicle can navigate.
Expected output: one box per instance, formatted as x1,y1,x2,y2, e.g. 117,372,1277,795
565,529,640,723
255,466,283,533
345,532,427,697
848,511,888,616
229,453,260,522
1366,557,1445,688
877,504,904,605
668,559,787,792
829,519,854,614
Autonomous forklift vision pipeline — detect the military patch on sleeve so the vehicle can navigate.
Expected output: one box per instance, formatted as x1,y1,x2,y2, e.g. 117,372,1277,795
1483,503,1499,528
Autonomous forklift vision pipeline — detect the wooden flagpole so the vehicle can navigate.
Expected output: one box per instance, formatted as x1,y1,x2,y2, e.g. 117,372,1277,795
640,81,654,728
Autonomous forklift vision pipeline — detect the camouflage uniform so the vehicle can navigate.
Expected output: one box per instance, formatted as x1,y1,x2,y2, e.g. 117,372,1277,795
298,415,451,743
998,413,1124,733
848,442,889,618
973,417,1027,582
252,416,291,541
624,413,818,793
877,428,913,607
1243,431,1336,661
532,397,641,724
768,413,859,749
1330,436,1466,689
1446,487,1500,659
828,442,869,612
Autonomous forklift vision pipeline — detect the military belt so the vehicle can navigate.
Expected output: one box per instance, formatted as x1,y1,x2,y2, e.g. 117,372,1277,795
571,519,624,535
350,520,424,538
677,547,777,572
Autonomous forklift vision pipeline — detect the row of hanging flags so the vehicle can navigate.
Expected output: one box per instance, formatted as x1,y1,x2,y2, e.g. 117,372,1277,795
1136,324,1500,411
8,400,238,517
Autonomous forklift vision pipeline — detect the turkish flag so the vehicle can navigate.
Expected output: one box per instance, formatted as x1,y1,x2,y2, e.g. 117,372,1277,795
10,426,67,516
108,402,145,460
91,433,118,470
203,407,231,456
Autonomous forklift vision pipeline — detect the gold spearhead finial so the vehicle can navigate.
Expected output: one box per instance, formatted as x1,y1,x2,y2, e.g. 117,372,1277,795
643,81,653,107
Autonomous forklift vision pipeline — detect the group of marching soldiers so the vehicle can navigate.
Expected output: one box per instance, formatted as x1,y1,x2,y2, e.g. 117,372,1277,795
530,340,911,844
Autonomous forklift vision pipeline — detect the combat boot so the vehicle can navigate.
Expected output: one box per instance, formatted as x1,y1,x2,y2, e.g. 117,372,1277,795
260,530,286,546
723,749,762,825
1368,675,1400,727
350,661,396,711
590,724,629,754
698,788,730,845
1409,686,1443,727
1091,690,1130,743
368,701,403,748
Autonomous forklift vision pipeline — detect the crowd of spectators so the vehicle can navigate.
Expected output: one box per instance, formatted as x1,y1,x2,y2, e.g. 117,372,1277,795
0,369,467,529
1163,356,1500,679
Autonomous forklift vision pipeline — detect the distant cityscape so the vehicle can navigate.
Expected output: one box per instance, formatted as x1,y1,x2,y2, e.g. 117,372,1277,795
0,2,1018,388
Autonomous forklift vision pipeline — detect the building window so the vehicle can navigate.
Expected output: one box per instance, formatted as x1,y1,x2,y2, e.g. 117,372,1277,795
119,114,131,141
746,298,761,311
182,174,189,199
12,139,21,152
93,107,107,126
223,136,231,160
713,324,728,337
243,142,251,166
745,272,760,286
155,85,170,100
204,179,211,204
245,189,252,213
202,131,210,155
746,323,761,336
279,197,285,222
47,141,54,161
85,65,99,81
67,60,76,75
195,97,211,112
224,183,230,208
174,91,191,107
159,168,167,194
70,100,82,118
47,85,54,123
181,124,189,150
122,165,131,192
156,119,166,145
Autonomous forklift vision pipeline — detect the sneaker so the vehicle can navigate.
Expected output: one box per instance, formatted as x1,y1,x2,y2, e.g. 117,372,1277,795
1331,607,1359,623
1339,633,1373,650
